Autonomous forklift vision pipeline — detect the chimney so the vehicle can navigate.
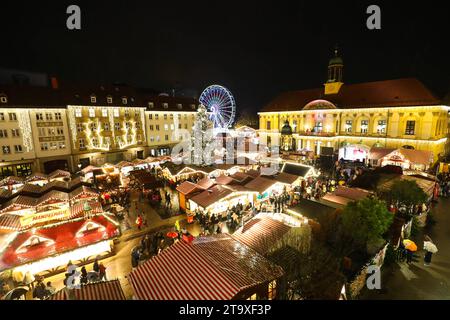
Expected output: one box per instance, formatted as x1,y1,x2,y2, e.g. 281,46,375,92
50,76,59,89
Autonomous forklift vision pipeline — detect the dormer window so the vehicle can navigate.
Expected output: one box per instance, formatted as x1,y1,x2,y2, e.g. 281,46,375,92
148,102,154,109
107,96,113,104
163,103,168,109
122,97,128,105
177,104,182,110
90,95,97,103
0,95,7,104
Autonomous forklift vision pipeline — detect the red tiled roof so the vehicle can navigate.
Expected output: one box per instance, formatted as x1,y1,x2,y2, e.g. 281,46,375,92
0,215,118,271
262,78,441,112
49,280,126,300
128,234,283,300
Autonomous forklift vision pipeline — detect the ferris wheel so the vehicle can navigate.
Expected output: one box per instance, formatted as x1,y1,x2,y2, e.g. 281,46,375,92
199,85,236,129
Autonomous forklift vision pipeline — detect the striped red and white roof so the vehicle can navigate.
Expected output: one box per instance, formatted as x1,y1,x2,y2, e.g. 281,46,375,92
49,280,126,300
128,234,284,300
0,195,37,213
69,186,99,201
36,190,69,206
232,216,292,256
0,214,22,231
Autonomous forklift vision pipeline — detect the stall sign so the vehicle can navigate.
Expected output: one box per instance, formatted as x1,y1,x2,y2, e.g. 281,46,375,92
20,208,71,227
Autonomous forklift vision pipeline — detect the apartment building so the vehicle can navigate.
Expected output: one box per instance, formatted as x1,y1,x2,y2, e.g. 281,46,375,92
0,84,199,176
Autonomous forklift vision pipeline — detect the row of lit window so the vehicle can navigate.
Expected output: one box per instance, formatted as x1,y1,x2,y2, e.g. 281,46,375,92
38,127,64,137
149,123,188,131
90,95,129,105
77,122,141,132
0,112,17,121
148,113,194,120
148,102,196,110
40,142,66,151
2,145,24,154
0,129,20,138
78,135,142,149
148,133,189,143
35,112,63,121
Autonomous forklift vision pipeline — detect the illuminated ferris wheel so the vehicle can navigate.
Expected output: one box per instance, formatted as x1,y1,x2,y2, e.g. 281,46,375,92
199,85,236,129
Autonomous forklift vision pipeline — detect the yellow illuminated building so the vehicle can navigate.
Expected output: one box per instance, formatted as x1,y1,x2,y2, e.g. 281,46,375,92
258,49,449,163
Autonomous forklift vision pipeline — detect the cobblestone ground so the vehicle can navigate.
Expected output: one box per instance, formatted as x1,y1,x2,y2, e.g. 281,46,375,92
360,197,450,300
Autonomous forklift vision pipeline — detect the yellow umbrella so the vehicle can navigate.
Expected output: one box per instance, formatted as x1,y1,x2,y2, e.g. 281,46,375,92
403,239,418,252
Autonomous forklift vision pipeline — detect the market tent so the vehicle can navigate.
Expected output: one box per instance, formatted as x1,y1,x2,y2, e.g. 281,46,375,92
322,187,371,208
281,163,313,178
273,172,300,185
36,190,69,207
196,177,215,190
128,234,283,300
0,176,25,188
214,175,234,185
189,185,233,209
0,195,38,214
0,214,22,231
0,215,119,271
49,280,126,300
176,181,202,195
232,216,292,255
368,148,396,162
70,201,103,219
48,170,71,181
244,176,277,194
69,186,99,202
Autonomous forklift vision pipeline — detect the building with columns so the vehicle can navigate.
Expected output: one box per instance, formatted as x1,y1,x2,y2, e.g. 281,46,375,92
258,49,449,164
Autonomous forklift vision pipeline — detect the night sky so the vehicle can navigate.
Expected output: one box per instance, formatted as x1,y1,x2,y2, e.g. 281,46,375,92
1,1,449,113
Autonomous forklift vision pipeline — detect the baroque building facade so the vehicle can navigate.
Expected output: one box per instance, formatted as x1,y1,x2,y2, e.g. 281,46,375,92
258,50,449,163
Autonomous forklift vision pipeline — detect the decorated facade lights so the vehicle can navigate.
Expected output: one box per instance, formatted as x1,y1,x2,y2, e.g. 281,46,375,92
17,110,33,152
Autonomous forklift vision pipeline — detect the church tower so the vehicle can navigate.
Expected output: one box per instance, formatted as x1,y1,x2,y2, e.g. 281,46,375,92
324,46,344,95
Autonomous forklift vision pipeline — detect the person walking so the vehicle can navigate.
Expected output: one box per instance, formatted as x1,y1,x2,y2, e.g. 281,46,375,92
423,235,438,266
93,258,99,273
136,214,143,230
98,263,107,281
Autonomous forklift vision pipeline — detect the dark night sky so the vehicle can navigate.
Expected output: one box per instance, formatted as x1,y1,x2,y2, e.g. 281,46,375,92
1,1,449,113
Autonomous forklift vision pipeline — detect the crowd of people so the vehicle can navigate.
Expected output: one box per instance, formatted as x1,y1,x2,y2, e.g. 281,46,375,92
437,172,450,197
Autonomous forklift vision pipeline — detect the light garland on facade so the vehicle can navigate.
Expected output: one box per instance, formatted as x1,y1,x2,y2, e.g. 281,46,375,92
17,110,33,152
67,107,78,148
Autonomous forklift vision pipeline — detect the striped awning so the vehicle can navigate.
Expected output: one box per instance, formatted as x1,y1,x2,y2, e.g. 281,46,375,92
0,214,22,231
49,280,126,300
70,201,103,218
232,217,292,255
128,234,284,300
